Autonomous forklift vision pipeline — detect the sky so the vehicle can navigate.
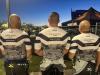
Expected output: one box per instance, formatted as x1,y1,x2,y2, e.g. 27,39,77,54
0,0,100,26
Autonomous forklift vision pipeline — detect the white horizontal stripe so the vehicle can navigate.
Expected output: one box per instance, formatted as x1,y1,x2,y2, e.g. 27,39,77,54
71,43,78,47
34,43,41,50
78,45,99,51
39,37,69,45
69,49,77,53
1,39,24,46
65,44,70,50
26,45,32,50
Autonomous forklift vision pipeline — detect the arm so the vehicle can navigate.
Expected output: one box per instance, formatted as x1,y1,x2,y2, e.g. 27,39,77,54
26,49,32,60
34,35,43,56
68,38,77,60
64,36,71,55
0,40,5,56
34,49,43,56
23,33,32,60
63,48,69,55
95,50,100,72
68,51,76,59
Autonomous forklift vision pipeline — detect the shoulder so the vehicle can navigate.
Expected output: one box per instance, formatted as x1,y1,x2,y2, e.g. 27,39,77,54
22,31,28,35
90,33,99,39
58,27,67,33
72,34,81,40
39,28,50,34
1,29,10,33
1,29,11,36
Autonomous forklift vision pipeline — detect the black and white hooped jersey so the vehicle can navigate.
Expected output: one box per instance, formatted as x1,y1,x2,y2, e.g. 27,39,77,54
70,33,100,61
0,29,32,60
34,27,71,60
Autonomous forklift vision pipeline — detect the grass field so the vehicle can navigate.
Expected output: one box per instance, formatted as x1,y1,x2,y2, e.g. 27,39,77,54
0,59,5,75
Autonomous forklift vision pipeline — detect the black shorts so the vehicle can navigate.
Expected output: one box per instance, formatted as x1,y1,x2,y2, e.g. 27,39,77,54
42,64,63,75
4,60,29,75
76,61,99,75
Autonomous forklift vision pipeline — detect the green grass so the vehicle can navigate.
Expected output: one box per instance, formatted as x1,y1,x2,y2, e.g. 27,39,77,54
0,59,5,75
28,55,43,72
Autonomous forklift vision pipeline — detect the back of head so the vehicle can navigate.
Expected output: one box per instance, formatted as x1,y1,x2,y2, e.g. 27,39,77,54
79,20,90,33
48,12,60,27
9,14,21,29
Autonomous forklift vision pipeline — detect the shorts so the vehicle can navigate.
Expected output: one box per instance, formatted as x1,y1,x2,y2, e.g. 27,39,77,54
75,61,98,75
4,60,29,75
40,58,66,71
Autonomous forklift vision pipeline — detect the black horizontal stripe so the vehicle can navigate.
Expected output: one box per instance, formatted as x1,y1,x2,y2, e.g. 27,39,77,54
24,42,31,45
70,46,78,49
38,33,70,41
49,38,61,41
72,40,85,47
93,38,100,46
38,33,49,41
16,35,29,42
72,38,100,47
61,33,69,40
0,35,30,42
0,36,16,42
67,40,72,44
35,40,41,43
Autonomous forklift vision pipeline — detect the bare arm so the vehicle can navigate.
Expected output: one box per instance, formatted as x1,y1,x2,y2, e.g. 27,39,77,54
26,49,32,60
0,46,5,55
68,52,76,59
34,49,43,56
63,48,69,55
95,51,100,72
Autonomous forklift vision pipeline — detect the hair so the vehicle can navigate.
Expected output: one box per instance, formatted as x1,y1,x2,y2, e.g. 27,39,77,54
79,20,90,33
9,14,21,29
48,12,60,27
50,12,59,18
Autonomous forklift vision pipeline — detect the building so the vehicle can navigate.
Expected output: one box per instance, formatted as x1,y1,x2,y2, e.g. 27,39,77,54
62,7,100,26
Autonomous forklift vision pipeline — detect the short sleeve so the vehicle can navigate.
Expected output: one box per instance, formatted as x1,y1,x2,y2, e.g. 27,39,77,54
23,32,32,50
34,34,42,50
69,38,78,53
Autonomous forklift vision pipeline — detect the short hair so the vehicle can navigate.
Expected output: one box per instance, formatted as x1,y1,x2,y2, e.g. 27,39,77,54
9,13,21,29
79,20,90,32
50,12,59,18
49,12,60,23
9,14,19,19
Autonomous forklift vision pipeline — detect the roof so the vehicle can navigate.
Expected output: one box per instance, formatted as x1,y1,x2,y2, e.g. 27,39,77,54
62,7,100,26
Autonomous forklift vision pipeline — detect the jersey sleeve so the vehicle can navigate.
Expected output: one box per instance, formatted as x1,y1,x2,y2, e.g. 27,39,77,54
0,34,4,52
65,36,71,50
69,37,78,53
34,33,42,50
23,32,32,50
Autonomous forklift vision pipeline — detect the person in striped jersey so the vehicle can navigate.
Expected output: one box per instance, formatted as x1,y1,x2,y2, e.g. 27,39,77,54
34,12,73,75
69,20,100,75
0,14,32,75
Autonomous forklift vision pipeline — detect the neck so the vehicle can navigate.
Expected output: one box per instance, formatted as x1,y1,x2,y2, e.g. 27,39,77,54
49,24,58,27
10,27,19,29
81,31,90,33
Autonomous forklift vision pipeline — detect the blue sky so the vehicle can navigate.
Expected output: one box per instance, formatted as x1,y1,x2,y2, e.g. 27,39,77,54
0,0,100,26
